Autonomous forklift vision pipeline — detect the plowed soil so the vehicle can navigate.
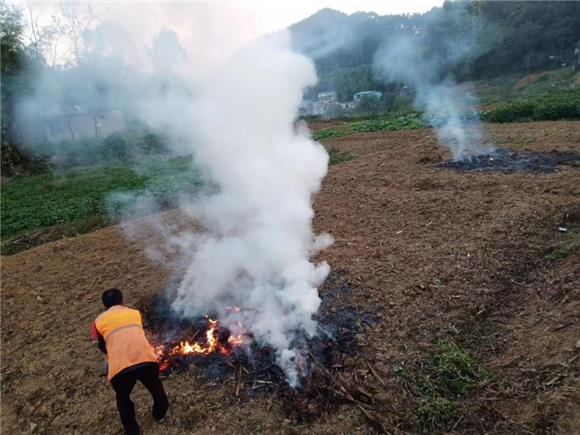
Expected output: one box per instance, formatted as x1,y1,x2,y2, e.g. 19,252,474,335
2,121,579,434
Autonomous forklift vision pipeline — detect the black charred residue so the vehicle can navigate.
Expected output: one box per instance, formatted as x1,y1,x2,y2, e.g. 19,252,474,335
141,272,368,387
436,149,580,172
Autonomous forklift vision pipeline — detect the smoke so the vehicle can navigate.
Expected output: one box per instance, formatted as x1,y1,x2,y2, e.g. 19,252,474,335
16,3,331,384
287,4,496,159
289,8,356,60
373,6,495,159
168,35,332,385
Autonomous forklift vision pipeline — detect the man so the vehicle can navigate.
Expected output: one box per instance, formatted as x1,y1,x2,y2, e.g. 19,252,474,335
92,288,169,435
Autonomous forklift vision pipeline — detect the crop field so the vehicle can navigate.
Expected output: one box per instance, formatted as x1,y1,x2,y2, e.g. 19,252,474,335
312,113,427,140
0,157,202,254
1,120,579,434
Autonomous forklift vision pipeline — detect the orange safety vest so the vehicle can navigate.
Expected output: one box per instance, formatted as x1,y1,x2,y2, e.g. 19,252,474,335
95,305,158,381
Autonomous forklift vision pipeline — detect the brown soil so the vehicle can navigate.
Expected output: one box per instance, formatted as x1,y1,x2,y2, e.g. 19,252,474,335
2,121,579,434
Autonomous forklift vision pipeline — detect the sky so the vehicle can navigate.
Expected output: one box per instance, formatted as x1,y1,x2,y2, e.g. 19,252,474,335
18,0,444,68
233,0,444,34
22,0,444,36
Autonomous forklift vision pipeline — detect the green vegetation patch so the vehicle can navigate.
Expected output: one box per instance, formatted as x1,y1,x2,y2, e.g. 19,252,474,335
395,339,487,433
312,112,426,141
482,89,580,123
544,232,580,262
1,157,202,239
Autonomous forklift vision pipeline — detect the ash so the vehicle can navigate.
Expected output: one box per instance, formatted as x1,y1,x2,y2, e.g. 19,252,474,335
436,148,580,172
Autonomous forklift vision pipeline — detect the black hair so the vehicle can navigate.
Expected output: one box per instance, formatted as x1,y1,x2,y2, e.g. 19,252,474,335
102,288,123,308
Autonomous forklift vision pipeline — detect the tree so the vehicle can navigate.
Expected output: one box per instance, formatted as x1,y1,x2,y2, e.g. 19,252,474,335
57,1,95,66
24,4,61,67
1,1,42,176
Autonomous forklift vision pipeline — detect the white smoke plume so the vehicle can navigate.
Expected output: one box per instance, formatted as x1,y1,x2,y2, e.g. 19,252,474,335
374,33,493,159
374,30,493,160
16,3,332,384
168,34,332,384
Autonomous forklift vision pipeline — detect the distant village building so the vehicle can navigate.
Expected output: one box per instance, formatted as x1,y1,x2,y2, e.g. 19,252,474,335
309,91,337,116
317,91,337,103
300,90,383,117
353,91,383,103
44,106,126,144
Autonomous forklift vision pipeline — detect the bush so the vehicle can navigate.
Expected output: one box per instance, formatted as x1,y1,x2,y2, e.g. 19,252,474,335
47,131,171,168
102,133,130,162
140,132,167,154
482,90,580,123
328,148,355,165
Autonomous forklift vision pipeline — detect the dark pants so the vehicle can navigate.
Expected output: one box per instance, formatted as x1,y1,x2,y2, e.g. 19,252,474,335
110,362,169,435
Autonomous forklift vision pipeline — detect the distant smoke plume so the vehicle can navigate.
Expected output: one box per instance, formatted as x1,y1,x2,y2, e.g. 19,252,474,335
373,5,495,159
374,34,492,159
289,5,495,159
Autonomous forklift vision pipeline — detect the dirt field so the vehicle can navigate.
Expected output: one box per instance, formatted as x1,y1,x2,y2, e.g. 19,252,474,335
2,121,579,434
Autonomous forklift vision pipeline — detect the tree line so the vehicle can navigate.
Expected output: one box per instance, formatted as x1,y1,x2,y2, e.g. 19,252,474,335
291,1,580,101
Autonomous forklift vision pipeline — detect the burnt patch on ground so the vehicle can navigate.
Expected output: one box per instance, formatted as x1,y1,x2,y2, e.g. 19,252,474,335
138,272,380,423
436,148,580,172
141,272,369,383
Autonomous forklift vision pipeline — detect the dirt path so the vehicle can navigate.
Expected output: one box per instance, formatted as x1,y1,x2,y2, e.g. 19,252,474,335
2,121,579,434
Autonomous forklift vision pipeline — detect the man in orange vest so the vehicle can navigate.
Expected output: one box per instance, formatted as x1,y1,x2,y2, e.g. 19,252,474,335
92,288,169,435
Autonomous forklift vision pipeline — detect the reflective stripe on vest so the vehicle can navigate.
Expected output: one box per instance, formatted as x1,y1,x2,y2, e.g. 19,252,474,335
95,306,142,339
95,306,157,381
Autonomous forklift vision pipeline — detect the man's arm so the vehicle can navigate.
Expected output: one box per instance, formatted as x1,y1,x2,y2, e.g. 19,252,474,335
91,321,107,354
97,332,107,354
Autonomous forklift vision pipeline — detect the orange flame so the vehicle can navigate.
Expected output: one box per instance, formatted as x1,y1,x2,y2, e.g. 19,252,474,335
158,317,247,370
227,321,245,346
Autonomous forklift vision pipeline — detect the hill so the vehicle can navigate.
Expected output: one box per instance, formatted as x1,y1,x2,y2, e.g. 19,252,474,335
289,2,580,101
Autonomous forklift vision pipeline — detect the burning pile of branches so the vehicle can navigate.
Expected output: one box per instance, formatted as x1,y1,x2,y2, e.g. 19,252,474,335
151,308,335,387
155,314,247,373
143,274,366,385
141,274,391,428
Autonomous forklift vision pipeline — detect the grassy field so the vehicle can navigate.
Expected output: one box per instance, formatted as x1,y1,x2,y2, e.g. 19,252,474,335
1,156,202,240
475,67,579,105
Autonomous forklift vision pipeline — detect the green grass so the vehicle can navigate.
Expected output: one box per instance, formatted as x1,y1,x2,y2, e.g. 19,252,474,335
544,233,580,262
434,339,483,396
1,156,202,240
412,397,458,432
396,339,487,433
312,112,426,141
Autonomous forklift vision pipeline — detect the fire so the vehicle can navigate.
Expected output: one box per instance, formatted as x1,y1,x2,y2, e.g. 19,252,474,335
170,319,222,356
227,321,245,346
157,315,247,371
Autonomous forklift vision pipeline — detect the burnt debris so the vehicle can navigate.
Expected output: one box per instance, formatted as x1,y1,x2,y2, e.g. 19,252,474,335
436,148,580,172
141,273,367,391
